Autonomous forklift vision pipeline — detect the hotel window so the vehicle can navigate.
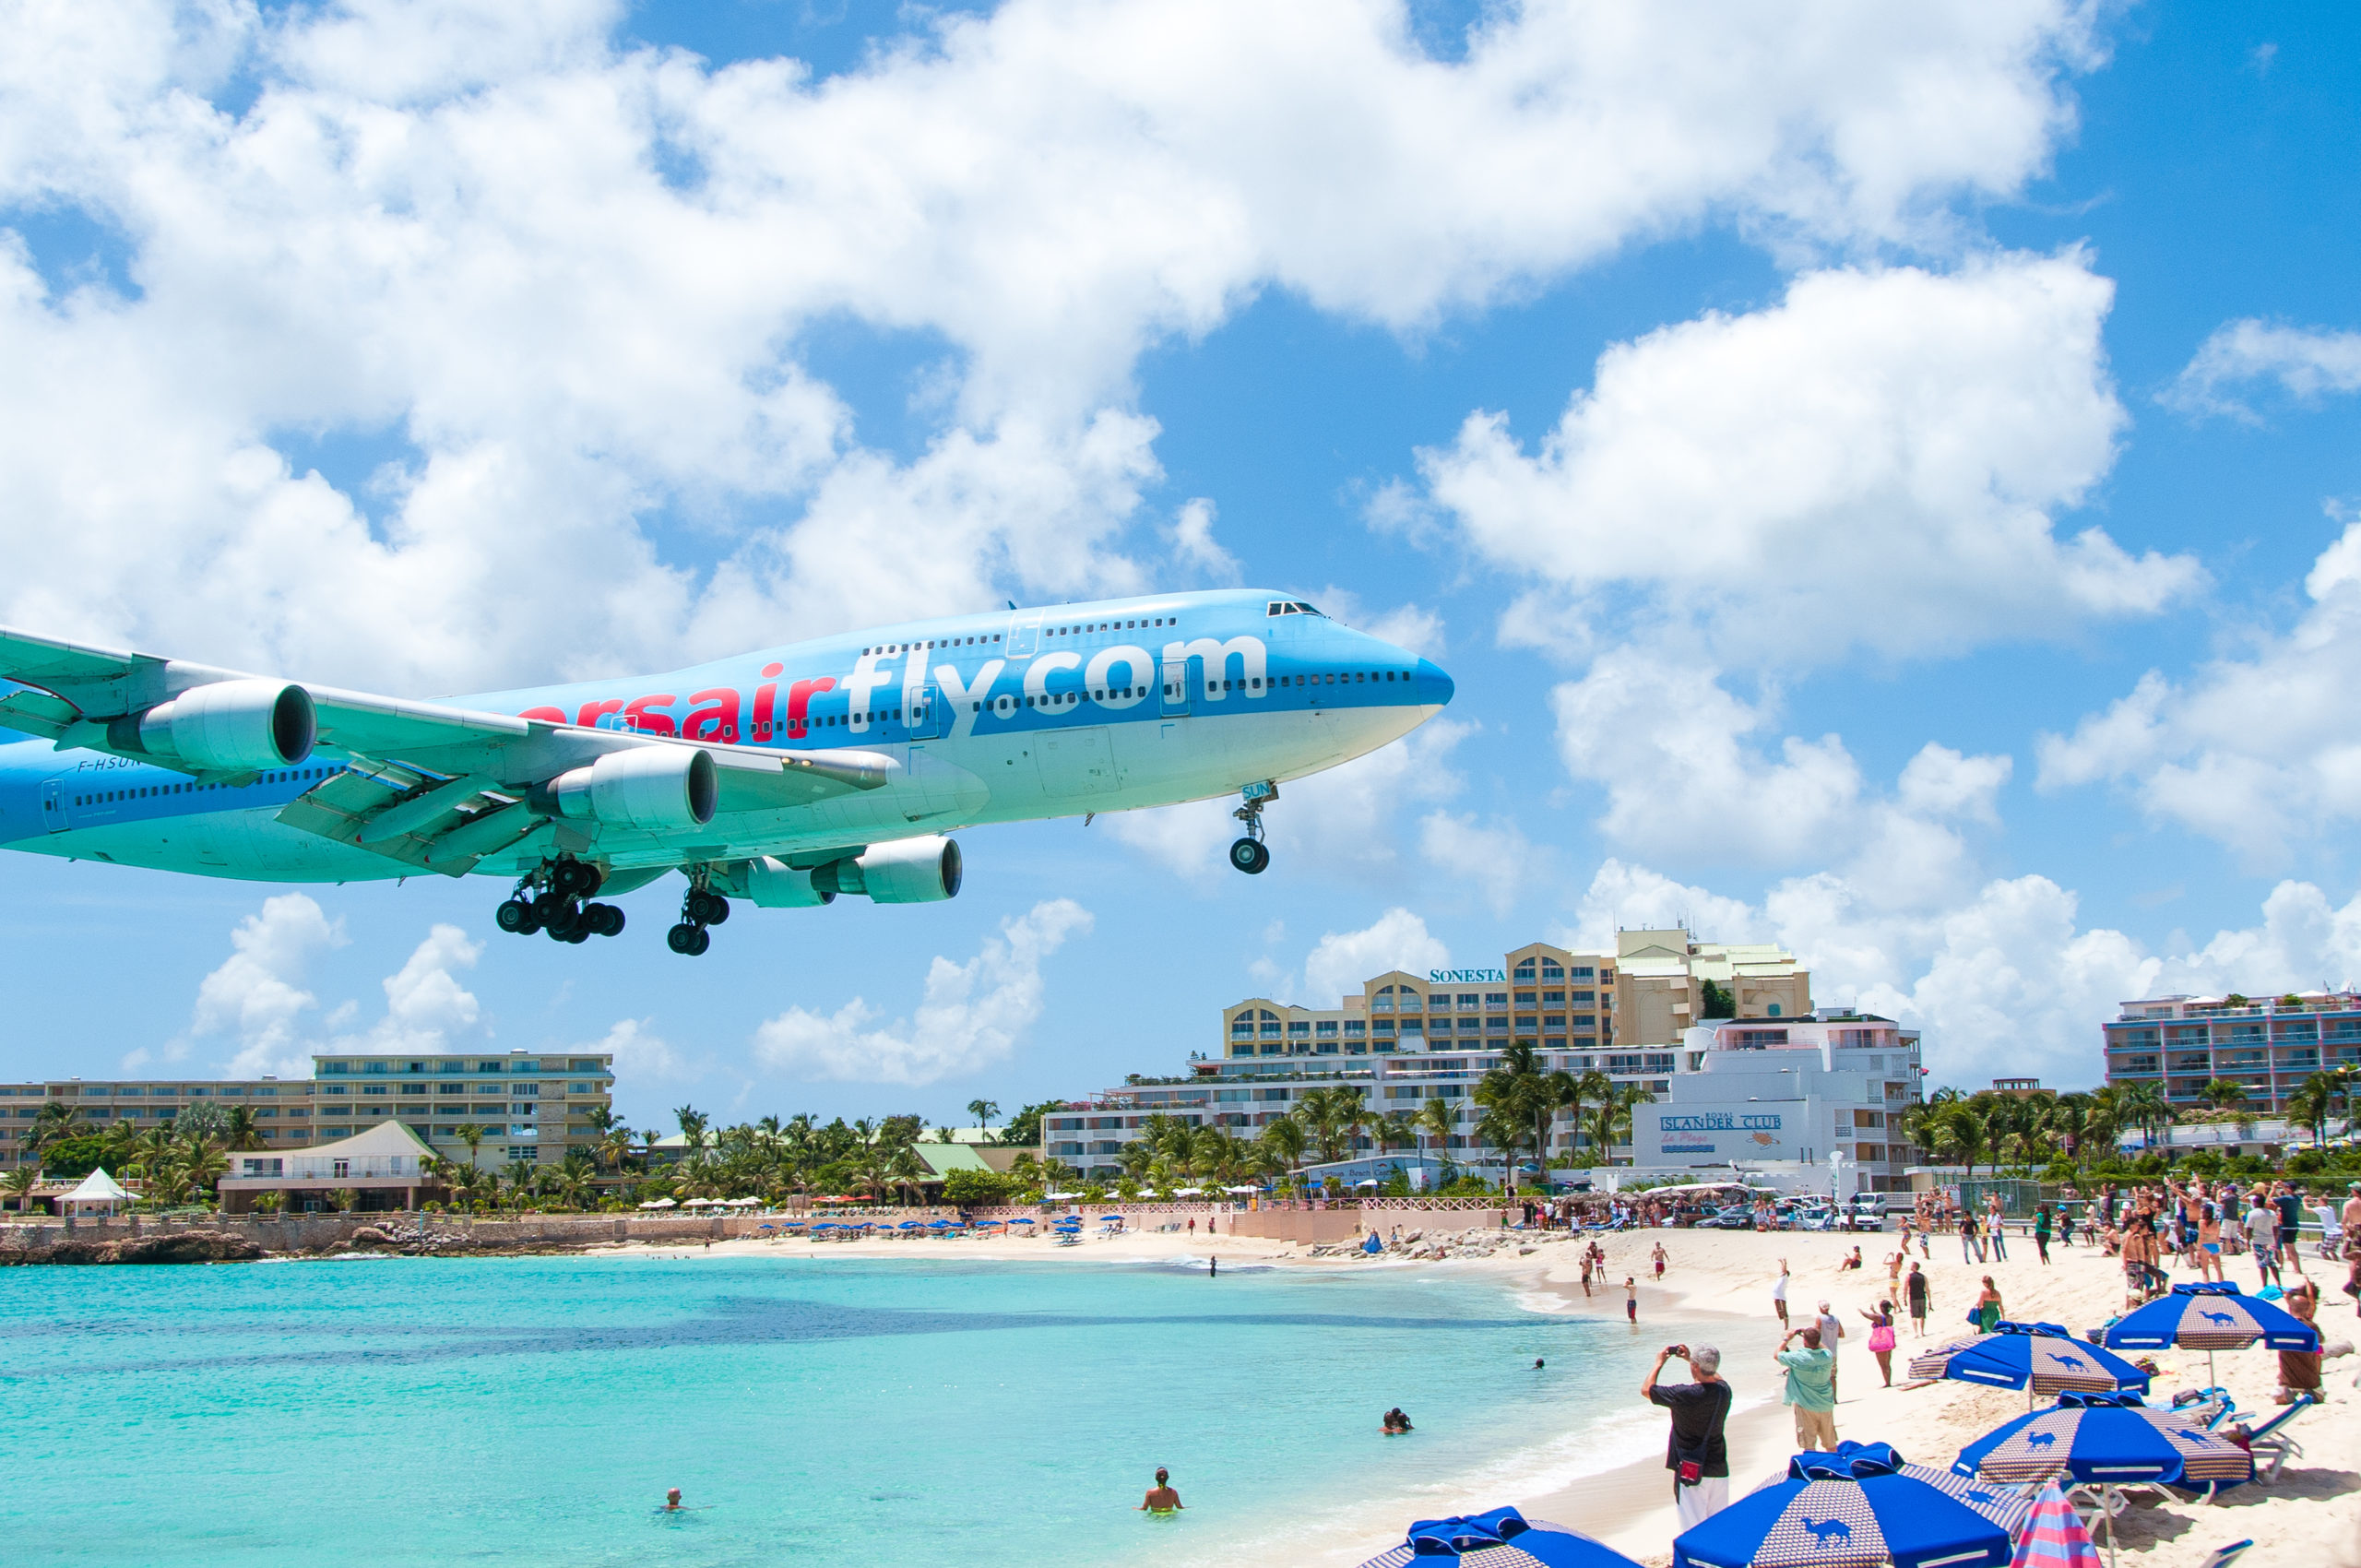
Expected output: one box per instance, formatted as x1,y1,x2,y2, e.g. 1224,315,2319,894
325,1085,349,1097
1484,992,1507,1008
1397,992,1423,1011
478,1061,505,1073
399,1084,427,1096
1514,991,1536,1005
1315,1021,1338,1037
435,1104,467,1114
1514,1015,1537,1030
569,1082,596,1095
505,1146,540,1162
1543,1014,1565,1028
1231,1016,1254,1037
1568,966,1594,980
363,1061,388,1074
1373,1018,1395,1033
1485,1017,1510,1034
1513,960,1536,980
1287,1022,1311,1038
1457,993,1480,1009
362,1086,388,1097
1542,960,1565,980
1543,1037,1567,1050
1343,1021,1364,1038
1370,987,1394,1012
1457,1018,1482,1034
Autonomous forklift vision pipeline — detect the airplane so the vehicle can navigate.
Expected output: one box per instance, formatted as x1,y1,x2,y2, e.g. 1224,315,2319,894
0,590,1453,955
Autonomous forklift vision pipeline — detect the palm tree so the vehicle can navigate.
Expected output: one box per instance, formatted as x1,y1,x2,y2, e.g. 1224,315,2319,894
597,1122,635,1178
1938,1103,1990,1179
674,1106,711,1165
99,1117,142,1170
2285,1073,2337,1145
2,1165,39,1212
1258,1114,1306,1179
2199,1078,2250,1114
26,1101,88,1156
967,1099,999,1133
222,1105,267,1152
2114,1080,2173,1148
1556,1068,1612,1170
1581,1086,1651,1169
182,1137,229,1206
456,1122,486,1172
1416,1096,1457,1176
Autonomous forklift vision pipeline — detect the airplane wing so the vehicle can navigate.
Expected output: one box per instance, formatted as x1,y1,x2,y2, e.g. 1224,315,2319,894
0,624,891,875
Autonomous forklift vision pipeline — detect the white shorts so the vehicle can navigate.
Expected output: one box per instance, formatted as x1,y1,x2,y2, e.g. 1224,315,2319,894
1676,1475,1731,1529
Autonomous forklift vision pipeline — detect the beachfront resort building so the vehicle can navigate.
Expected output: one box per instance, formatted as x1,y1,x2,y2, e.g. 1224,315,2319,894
0,1049,614,1172
1623,1015,1926,1193
1043,929,1833,1185
2102,992,2361,1116
216,1121,445,1214
1216,930,1810,1065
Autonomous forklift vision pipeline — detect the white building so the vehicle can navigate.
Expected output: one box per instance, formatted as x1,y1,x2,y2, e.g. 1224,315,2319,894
216,1121,446,1213
1625,1015,1926,1192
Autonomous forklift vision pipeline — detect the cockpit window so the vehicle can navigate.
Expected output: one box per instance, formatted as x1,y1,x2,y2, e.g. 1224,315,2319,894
1266,600,1326,616
1292,601,1323,616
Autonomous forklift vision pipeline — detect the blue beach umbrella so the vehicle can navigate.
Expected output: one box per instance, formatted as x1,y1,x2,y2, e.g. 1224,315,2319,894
1675,1443,2012,1568
1954,1394,2253,1493
1906,1323,2149,1402
1356,1506,1643,1568
2101,1282,2319,1386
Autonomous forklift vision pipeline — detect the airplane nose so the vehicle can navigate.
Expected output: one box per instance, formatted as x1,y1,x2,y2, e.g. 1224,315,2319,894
1418,658,1453,708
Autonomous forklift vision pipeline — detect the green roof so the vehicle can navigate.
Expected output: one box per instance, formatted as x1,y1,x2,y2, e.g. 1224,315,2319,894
915,1144,991,1177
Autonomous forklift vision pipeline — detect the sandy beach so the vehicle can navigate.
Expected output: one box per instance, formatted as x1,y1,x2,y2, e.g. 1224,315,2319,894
609,1218,2359,1566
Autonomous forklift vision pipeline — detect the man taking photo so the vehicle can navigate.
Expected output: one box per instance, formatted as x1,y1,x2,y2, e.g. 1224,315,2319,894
1643,1343,1732,1527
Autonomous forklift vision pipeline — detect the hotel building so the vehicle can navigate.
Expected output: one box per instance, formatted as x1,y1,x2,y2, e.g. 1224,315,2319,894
0,1049,614,1171
1043,930,1819,1180
2102,991,2361,1115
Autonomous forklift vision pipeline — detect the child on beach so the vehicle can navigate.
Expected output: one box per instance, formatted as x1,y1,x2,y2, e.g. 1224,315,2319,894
1626,1277,1639,1324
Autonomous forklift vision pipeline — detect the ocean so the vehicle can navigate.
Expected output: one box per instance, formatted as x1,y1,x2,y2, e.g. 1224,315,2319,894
1,1249,1665,1566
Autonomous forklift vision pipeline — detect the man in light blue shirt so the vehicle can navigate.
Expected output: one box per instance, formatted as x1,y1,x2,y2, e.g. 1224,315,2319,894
1774,1324,1837,1451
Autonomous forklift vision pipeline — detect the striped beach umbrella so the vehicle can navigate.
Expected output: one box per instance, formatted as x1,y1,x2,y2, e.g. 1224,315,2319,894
1953,1394,2253,1492
1676,1443,2012,1568
2100,1283,2319,1385
1906,1323,2149,1401
1355,1506,1643,1568
2011,1483,2102,1568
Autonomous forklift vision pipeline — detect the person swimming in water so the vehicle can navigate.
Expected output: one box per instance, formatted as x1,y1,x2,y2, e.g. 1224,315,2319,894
662,1489,683,1512
1140,1467,1183,1511
1382,1408,1414,1433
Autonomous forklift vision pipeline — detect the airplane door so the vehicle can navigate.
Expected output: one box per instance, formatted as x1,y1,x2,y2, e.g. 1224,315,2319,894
910,682,947,740
1006,611,1043,658
40,779,65,834
1160,659,1191,716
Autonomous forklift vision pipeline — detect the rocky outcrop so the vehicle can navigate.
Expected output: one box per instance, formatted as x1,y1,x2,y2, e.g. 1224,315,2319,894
3,1229,267,1265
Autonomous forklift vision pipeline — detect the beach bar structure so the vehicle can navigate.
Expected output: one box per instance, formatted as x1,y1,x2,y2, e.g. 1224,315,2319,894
215,1121,447,1214
56,1167,133,1217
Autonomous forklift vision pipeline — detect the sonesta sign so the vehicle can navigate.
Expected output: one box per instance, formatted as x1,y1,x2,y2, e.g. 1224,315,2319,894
1429,968,1508,983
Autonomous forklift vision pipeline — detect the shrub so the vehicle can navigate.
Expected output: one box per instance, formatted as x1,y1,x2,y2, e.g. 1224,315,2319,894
942,1168,1014,1205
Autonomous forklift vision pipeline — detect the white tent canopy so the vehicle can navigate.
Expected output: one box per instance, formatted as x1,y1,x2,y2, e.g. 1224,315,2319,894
637,1197,678,1209
60,1167,132,1213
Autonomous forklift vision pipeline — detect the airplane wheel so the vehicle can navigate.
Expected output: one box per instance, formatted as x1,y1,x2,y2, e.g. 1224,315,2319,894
495,899,532,934
532,891,569,924
1228,837,1270,874
544,908,581,941
667,922,702,955
691,891,730,925
552,860,596,898
690,927,711,956
563,926,592,944
587,903,624,937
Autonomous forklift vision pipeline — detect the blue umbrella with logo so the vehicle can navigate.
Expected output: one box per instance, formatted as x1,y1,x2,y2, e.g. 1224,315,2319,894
1675,1443,2013,1568
1906,1322,2149,1407
1954,1394,2252,1568
2101,1282,2320,1386
1356,1506,1643,1568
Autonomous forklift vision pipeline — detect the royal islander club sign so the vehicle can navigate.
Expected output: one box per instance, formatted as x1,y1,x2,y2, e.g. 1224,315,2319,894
1655,1111,1786,1158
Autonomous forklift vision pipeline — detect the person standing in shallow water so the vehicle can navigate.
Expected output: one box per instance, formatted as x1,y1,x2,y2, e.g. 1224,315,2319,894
1139,1468,1182,1512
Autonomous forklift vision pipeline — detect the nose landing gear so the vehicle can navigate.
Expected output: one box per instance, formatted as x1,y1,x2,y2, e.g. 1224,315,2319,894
495,857,625,944
667,881,731,956
1228,780,1276,875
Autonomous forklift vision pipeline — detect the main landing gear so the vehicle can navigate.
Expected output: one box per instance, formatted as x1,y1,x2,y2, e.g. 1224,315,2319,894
668,880,730,956
495,857,626,944
1228,780,1276,875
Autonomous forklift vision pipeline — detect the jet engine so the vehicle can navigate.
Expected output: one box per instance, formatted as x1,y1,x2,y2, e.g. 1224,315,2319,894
738,856,835,909
537,745,717,830
812,835,962,903
113,679,317,770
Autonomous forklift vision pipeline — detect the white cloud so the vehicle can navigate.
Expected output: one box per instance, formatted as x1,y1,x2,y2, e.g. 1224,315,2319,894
751,898,1091,1085
2037,516,2361,864
1569,860,2361,1087
2165,318,2361,420
190,894,349,1078
0,0,2103,690
364,923,484,1052
1415,255,2198,666
578,1016,689,1085
1102,714,1474,883
1548,654,2012,909
1313,585,1446,658
1167,496,1240,583
1418,811,1547,916
1303,908,1450,1004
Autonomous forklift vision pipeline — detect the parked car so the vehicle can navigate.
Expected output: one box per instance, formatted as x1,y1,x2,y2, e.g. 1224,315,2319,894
1699,1206,1756,1229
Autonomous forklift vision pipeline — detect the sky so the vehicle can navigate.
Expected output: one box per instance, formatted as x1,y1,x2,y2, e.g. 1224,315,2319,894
5,0,2361,1132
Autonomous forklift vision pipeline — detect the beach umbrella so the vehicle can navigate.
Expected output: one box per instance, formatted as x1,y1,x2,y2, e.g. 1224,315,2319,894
1676,1443,2013,1568
1356,1505,1643,1568
636,1198,677,1209
1907,1323,2149,1405
2011,1483,2103,1568
2100,1283,2319,1386
1955,1395,2251,1568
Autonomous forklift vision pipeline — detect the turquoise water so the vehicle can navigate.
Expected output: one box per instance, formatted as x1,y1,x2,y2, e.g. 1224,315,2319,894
1,1252,1654,1566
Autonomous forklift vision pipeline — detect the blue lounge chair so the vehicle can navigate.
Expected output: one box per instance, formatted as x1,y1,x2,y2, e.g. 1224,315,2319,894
2241,1395,2314,1482
2198,1541,2252,1568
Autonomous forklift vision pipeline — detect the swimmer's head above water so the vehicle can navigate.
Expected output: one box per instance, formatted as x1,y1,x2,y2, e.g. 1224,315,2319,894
664,1489,682,1511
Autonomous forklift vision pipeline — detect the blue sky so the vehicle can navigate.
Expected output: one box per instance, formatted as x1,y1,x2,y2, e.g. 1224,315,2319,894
4,1,2361,1131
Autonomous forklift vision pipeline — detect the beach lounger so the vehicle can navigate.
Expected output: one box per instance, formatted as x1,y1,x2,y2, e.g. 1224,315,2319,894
2241,1395,2313,1482
2198,1541,2252,1568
